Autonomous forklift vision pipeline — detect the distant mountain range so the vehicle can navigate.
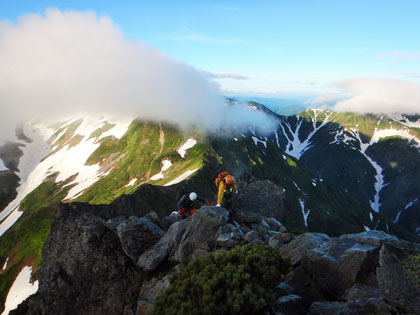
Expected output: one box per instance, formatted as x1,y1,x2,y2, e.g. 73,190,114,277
0,102,419,312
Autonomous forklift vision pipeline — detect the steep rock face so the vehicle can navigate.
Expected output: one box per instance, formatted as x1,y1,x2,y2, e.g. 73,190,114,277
24,204,141,315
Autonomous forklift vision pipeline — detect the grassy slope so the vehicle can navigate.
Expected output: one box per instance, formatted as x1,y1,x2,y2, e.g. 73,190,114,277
76,121,209,204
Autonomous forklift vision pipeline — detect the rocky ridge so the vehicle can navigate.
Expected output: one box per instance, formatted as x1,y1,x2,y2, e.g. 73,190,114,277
16,179,420,315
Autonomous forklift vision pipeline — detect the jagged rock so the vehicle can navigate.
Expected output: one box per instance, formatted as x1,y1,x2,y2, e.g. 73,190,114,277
308,298,395,315
137,274,171,315
377,242,420,313
257,220,269,236
268,233,294,249
137,207,229,270
300,237,379,299
244,230,260,242
274,294,306,315
137,219,189,271
24,205,141,315
263,217,286,232
279,232,330,265
117,216,165,263
343,284,381,300
216,224,244,247
232,180,286,223
173,207,230,263
106,216,126,231
339,230,398,247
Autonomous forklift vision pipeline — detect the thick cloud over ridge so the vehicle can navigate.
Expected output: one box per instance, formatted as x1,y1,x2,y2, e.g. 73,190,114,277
0,9,273,141
331,78,420,114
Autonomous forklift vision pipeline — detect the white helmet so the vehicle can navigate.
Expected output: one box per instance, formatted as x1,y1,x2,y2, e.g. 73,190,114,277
189,192,197,201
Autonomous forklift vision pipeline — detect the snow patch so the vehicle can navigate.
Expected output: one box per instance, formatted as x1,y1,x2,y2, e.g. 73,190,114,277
1,266,38,315
124,178,138,187
3,257,9,270
150,159,173,181
293,181,301,191
252,136,267,148
364,225,371,232
278,110,331,159
393,199,417,223
299,199,310,227
311,179,317,187
369,212,373,222
164,169,198,186
177,139,197,158
0,208,23,237
0,158,8,171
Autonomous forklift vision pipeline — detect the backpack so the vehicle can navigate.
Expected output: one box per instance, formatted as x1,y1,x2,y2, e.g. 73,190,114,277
215,171,231,187
176,187,189,203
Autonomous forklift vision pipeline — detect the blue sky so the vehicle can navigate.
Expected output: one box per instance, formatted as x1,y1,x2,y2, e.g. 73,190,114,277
1,0,420,97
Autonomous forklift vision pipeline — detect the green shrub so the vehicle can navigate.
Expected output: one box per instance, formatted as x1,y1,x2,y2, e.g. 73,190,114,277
153,244,291,315
402,254,420,288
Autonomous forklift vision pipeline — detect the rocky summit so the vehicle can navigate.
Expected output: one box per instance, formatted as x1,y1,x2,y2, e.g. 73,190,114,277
15,180,420,314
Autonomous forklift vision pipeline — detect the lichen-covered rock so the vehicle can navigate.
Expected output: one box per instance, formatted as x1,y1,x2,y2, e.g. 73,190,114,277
117,216,165,263
377,243,420,313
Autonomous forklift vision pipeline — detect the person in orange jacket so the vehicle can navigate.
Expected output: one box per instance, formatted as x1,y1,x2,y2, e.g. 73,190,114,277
215,172,238,210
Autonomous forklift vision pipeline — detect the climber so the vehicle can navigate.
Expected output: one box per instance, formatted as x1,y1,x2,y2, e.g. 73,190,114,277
177,191,209,217
215,171,238,210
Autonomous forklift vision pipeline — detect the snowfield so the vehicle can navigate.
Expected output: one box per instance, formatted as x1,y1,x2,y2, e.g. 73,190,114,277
0,117,132,236
164,169,198,186
177,139,197,158
1,266,38,315
151,159,173,180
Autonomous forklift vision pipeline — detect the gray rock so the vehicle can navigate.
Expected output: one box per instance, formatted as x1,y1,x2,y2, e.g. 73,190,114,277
263,217,283,231
308,298,395,315
173,207,230,262
244,230,260,242
24,205,141,315
279,233,330,265
275,294,306,315
343,284,381,300
117,217,165,263
138,207,230,270
106,216,126,231
377,243,420,313
232,180,286,223
137,219,189,271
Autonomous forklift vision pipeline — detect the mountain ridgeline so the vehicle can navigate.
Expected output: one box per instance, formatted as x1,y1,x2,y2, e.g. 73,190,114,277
0,103,420,313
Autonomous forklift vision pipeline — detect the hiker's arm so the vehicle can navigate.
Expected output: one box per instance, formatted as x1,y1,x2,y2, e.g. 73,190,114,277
177,195,187,210
217,182,225,205
197,195,209,204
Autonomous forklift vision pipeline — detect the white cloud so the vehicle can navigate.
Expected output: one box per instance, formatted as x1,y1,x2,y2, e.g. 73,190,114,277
201,71,248,80
0,9,274,141
380,51,420,61
331,78,420,114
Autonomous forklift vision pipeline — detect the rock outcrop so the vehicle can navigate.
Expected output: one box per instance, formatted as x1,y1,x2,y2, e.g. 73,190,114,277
23,204,142,315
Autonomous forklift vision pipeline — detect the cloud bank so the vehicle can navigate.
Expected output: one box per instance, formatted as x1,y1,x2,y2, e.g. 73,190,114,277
0,9,273,142
317,78,420,114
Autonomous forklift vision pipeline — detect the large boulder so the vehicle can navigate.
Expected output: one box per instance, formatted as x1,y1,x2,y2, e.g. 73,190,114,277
173,206,229,262
24,205,141,315
137,206,230,271
232,180,286,223
377,243,420,313
117,216,165,263
308,298,395,315
137,219,189,271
